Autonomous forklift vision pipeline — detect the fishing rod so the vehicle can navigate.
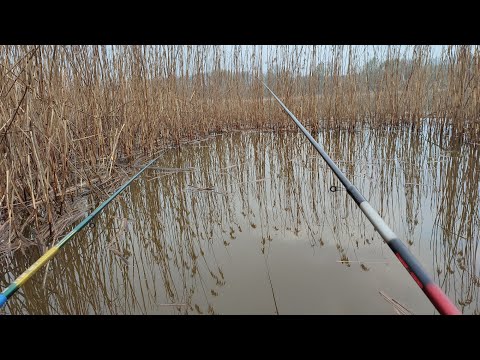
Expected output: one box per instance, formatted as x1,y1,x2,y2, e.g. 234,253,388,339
0,153,162,308
262,82,461,315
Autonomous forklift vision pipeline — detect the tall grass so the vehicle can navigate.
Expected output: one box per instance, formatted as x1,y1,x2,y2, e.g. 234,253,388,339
0,45,479,253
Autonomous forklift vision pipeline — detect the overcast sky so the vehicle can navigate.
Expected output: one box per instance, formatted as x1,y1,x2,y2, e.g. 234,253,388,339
218,45,448,74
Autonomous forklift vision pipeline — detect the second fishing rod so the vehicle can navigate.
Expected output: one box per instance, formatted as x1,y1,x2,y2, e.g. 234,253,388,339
262,81,461,315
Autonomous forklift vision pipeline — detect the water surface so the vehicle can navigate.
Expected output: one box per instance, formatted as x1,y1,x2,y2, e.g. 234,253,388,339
1,126,479,314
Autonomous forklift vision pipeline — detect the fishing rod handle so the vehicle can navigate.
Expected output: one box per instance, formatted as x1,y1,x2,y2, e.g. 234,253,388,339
359,201,461,315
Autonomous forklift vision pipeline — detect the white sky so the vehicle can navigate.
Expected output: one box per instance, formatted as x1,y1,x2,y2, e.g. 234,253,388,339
218,45,448,74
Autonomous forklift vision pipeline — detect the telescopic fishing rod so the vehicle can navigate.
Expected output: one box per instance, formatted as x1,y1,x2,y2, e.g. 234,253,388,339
262,81,461,315
0,153,162,308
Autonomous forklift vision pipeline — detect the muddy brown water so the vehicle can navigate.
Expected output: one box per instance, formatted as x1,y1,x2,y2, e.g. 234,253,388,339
1,126,479,314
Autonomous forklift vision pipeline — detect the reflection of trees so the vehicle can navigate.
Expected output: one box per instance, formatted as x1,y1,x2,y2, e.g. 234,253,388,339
1,127,478,314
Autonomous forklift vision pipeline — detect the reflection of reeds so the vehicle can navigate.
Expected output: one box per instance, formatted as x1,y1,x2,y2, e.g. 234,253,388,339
1,128,478,314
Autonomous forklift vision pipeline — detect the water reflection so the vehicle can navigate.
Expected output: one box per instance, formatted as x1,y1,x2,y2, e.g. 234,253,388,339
1,125,479,314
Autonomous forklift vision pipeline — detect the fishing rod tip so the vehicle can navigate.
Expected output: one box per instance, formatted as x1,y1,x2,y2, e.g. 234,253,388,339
0,294,7,307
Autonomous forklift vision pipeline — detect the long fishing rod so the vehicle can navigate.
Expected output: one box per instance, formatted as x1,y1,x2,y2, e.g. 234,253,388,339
0,153,162,308
262,82,461,315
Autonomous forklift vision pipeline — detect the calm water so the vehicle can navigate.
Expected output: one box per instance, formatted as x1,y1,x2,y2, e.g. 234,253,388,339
1,126,479,314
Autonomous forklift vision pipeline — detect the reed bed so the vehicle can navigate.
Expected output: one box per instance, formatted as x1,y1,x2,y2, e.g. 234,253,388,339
0,45,479,254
